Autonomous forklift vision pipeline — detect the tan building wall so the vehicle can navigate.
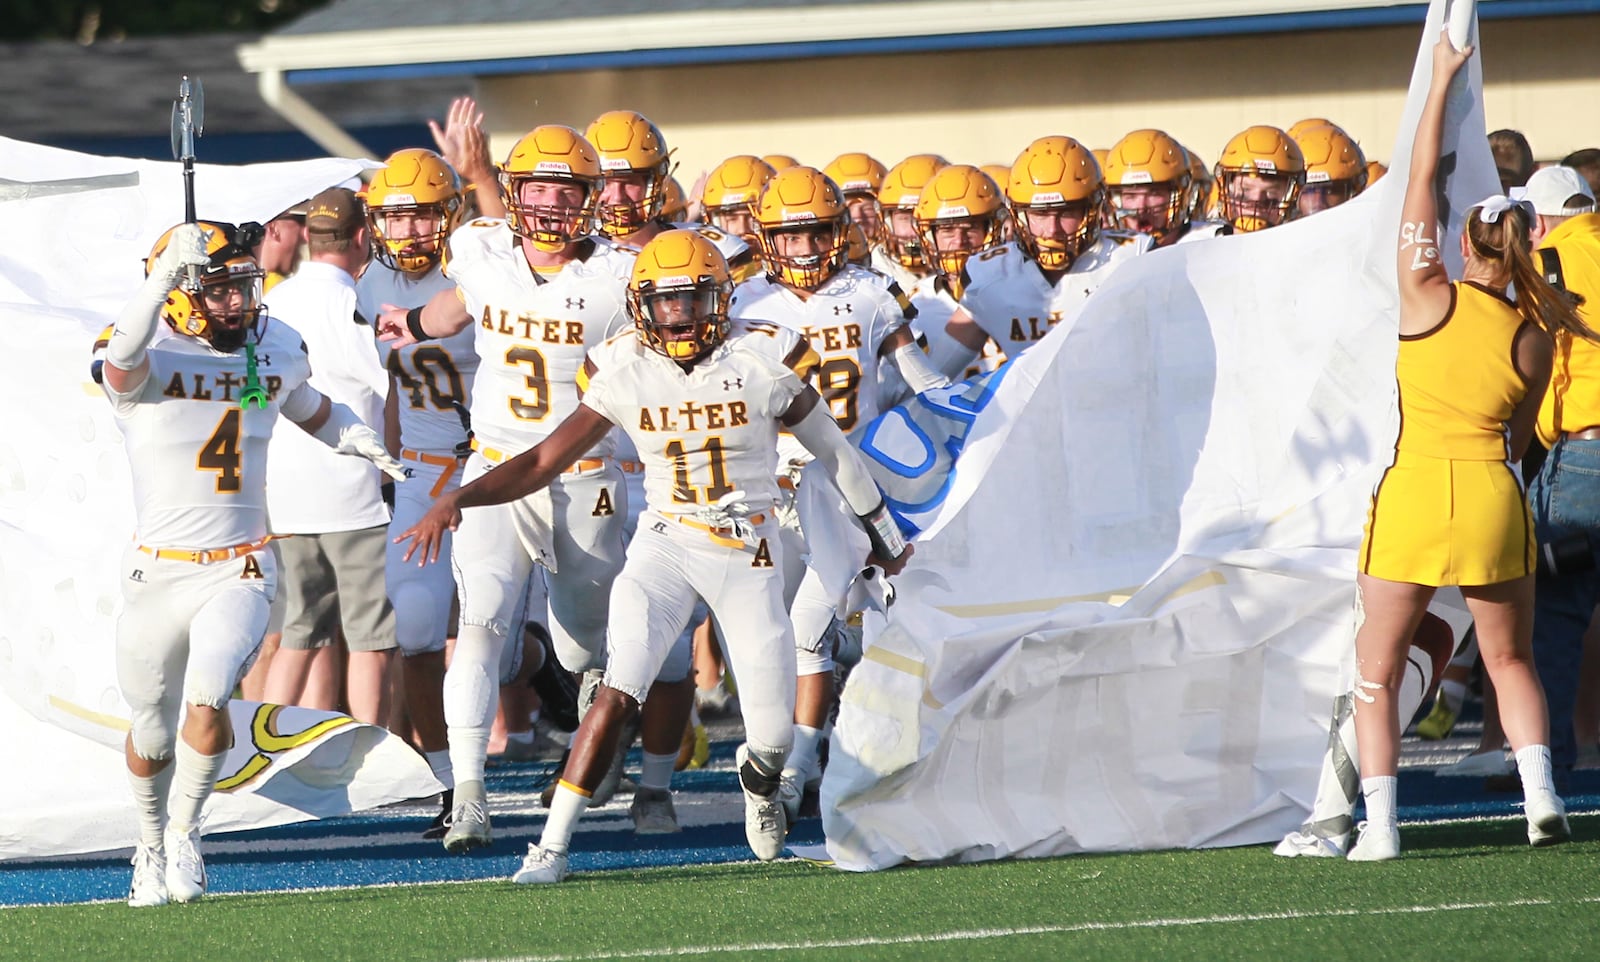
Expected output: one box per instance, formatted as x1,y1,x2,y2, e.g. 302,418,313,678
474,13,1598,181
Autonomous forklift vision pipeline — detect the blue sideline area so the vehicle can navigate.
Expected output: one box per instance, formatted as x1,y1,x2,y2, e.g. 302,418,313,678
3,733,1596,908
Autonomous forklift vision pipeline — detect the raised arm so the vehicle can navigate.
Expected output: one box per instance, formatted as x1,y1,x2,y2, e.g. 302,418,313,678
395,405,615,564
431,96,507,220
103,224,210,395
1398,30,1473,335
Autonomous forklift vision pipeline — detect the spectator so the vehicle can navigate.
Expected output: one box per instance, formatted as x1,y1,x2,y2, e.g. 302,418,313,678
261,187,399,725
1560,148,1600,199
1489,128,1535,193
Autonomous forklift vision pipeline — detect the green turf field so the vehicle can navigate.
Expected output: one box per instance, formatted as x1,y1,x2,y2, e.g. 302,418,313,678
6,816,1600,962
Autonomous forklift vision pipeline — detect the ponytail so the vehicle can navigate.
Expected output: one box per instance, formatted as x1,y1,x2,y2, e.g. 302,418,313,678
1466,205,1597,342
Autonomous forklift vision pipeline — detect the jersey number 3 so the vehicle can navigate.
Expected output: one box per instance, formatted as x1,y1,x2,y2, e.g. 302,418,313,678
199,408,243,493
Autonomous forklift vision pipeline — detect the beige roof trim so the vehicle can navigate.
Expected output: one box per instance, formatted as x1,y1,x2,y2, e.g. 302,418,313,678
239,0,1410,73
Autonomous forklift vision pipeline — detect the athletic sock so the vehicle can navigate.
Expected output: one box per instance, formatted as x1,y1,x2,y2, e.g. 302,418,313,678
1516,744,1555,796
127,764,175,850
540,783,589,854
1360,775,1398,828
168,740,226,835
639,750,677,792
785,724,824,783
424,749,454,790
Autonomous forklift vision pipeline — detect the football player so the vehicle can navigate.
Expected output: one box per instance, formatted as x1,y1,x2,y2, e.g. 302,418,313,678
873,153,949,290
823,151,889,247
1292,123,1369,216
699,154,777,248
376,125,634,853
397,230,910,881
358,148,479,838
106,221,405,907
1214,125,1307,233
938,135,1152,378
909,163,1010,383
734,166,951,817
1102,129,1230,248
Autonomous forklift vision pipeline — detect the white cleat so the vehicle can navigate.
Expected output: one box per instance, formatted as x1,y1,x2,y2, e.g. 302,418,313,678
443,779,492,853
776,769,804,826
1272,829,1349,859
127,842,168,908
164,828,207,902
511,844,570,884
1346,821,1400,862
630,787,680,835
737,744,788,861
1526,790,1571,847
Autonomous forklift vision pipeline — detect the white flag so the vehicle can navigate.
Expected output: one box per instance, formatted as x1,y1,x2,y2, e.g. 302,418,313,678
824,0,1498,870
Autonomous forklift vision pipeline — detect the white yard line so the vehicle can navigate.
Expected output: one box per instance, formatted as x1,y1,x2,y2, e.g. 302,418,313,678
458,895,1600,962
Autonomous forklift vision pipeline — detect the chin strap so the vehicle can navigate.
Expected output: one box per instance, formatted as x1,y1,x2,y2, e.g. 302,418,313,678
239,341,269,410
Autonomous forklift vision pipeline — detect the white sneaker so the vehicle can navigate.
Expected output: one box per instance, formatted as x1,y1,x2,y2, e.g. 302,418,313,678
1272,828,1349,858
511,844,570,884
1435,750,1512,777
1346,821,1400,862
1526,790,1571,847
164,828,207,902
737,744,788,861
442,779,492,853
127,842,168,908
630,787,680,835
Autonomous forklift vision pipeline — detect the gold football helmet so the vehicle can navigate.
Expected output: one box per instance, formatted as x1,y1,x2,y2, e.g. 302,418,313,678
585,110,675,236
1293,123,1367,215
499,125,602,250
1214,125,1306,233
824,151,889,245
1103,129,1193,245
628,229,732,361
1365,159,1388,187
762,154,801,172
365,148,463,274
1185,147,1214,221
753,165,850,290
914,164,1006,290
701,154,777,240
147,221,265,353
1286,117,1337,142
878,153,949,269
1007,135,1104,270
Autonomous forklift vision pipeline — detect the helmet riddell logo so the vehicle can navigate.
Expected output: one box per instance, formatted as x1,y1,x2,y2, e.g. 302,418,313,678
536,161,573,173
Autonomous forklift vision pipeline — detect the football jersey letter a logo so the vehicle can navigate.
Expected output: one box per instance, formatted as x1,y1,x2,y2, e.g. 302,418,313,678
592,487,616,517
241,554,265,580
751,538,774,568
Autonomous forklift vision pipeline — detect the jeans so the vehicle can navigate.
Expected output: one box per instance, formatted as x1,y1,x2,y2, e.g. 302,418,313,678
1528,437,1600,772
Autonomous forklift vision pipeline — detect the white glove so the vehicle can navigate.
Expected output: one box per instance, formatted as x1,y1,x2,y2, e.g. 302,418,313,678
335,423,411,482
149,222,212,287
692,489,757,541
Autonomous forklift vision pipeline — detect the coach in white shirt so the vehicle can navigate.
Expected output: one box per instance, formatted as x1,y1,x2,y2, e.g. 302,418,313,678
262,187,398,724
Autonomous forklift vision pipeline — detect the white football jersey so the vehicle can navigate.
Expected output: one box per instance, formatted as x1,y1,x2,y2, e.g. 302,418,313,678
445,219,631,455
868,246,926,293
583,326,807,517
958,234,1151,355
356,260,478,455
1175,220,1232,246
730,265,913,438
909,274,1004,382
104,319,315,549
605,221,755,280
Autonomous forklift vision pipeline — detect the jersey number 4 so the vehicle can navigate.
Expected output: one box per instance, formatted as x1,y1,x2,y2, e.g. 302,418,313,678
199,408,243,493
666,436,732,504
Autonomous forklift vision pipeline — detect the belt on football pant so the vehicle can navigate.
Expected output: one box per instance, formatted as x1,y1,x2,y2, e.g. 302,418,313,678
618,460,645,474
401,448,464,498
675,512,766,547
138,535,276,565
471,439,604,475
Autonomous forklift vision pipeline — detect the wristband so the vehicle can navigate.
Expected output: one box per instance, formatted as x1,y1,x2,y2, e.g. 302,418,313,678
859,501,908,562
406,306,434,343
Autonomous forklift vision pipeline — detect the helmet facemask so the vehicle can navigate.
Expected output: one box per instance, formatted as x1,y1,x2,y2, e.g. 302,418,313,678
918,214,1004,296
1218,172,1300,233
595,163,673,237
1013,192,1102,272
502,172,598,251
1109,180,1191,245
630,279,730,362
369,201,456,274
761,222,848,291
880,206,929,271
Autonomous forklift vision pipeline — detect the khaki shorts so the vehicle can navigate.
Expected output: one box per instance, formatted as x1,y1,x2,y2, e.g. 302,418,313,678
276,525,397,652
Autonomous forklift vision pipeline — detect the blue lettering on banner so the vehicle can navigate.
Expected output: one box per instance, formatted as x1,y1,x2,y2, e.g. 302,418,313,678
858,365,1012,537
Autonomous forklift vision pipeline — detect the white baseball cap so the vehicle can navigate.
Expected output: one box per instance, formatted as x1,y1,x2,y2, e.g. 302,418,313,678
1524,166,1596,217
